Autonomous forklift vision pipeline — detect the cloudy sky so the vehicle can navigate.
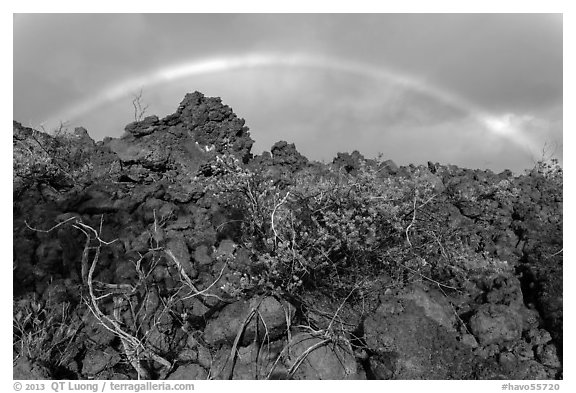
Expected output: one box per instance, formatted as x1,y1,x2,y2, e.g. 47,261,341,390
13,13,563,172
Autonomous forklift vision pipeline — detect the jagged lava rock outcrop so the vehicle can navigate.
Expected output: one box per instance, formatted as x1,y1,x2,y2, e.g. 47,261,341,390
106,91,254,181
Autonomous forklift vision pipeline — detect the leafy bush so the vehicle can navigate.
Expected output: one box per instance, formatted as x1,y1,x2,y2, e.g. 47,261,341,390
199,154,458,295
13,124,94,196
530,157,563,201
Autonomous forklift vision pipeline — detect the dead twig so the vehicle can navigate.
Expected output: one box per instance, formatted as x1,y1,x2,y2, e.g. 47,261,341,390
225,308,258,380
132,89,149,122
271,191,291,247
165,249,227,302
25,216,77,233
286,338,331,379
182,261,228,301
77,220,170,379
326,280,363,332
405,191,418,248
545,248,563,259
73,220,118,246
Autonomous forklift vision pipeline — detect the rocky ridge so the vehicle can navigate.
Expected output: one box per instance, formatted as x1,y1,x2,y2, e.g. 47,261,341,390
13,92,562,380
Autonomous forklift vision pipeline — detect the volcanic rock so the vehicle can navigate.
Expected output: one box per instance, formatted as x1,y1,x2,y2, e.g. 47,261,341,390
287,332,364,380
203,296,295,346
167,364,208,380
469,304,523,346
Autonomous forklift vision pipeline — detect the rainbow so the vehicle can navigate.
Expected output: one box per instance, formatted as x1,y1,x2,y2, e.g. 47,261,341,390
43,52,539,153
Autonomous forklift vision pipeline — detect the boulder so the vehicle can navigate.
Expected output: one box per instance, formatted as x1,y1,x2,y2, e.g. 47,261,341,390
333,150,365,174
13,357,52,380
210,339,287,379
107,138,170,170
535,344,561,368
124,115,159,137
484,275,524,309
166,236,197,279
81,312,116,346
174,91,254,162
396,284,457,332
380,159,398,175
167,364,208,380
272,141,308,168
363,291,474,379
287,332,363,380
81,348,121,376
469,304,523,346
203,296,295,346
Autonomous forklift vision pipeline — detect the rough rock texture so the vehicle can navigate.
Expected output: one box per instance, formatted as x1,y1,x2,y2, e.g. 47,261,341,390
13,357,52,380
106,91,254,182
167,364,208,380
361,277,561,380
333,150,365,174
469,304,523,346
287,332,364,380
208,339,287,379
81,349,121,376
13,92,562,380
363,286,475,379
270,140,309,170
396,284,457,332
124,115,160,137
172,92,254,163
250,140,310,187
203,296,295,346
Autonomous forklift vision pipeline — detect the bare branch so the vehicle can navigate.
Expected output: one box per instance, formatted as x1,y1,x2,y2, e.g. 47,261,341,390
327,280,363,332
271,191,291,247
77,220,170,379
25,216,78,233
74,221,118,245
545,248,563,259
132,89,149,122
165,249,227,302
405,191,418,248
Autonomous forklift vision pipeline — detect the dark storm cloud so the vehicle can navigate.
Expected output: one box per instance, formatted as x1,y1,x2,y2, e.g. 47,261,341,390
14,14,562,116
250,13,562,112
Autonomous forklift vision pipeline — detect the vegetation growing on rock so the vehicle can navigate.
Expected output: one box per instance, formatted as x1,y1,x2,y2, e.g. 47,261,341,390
13,92,562,380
